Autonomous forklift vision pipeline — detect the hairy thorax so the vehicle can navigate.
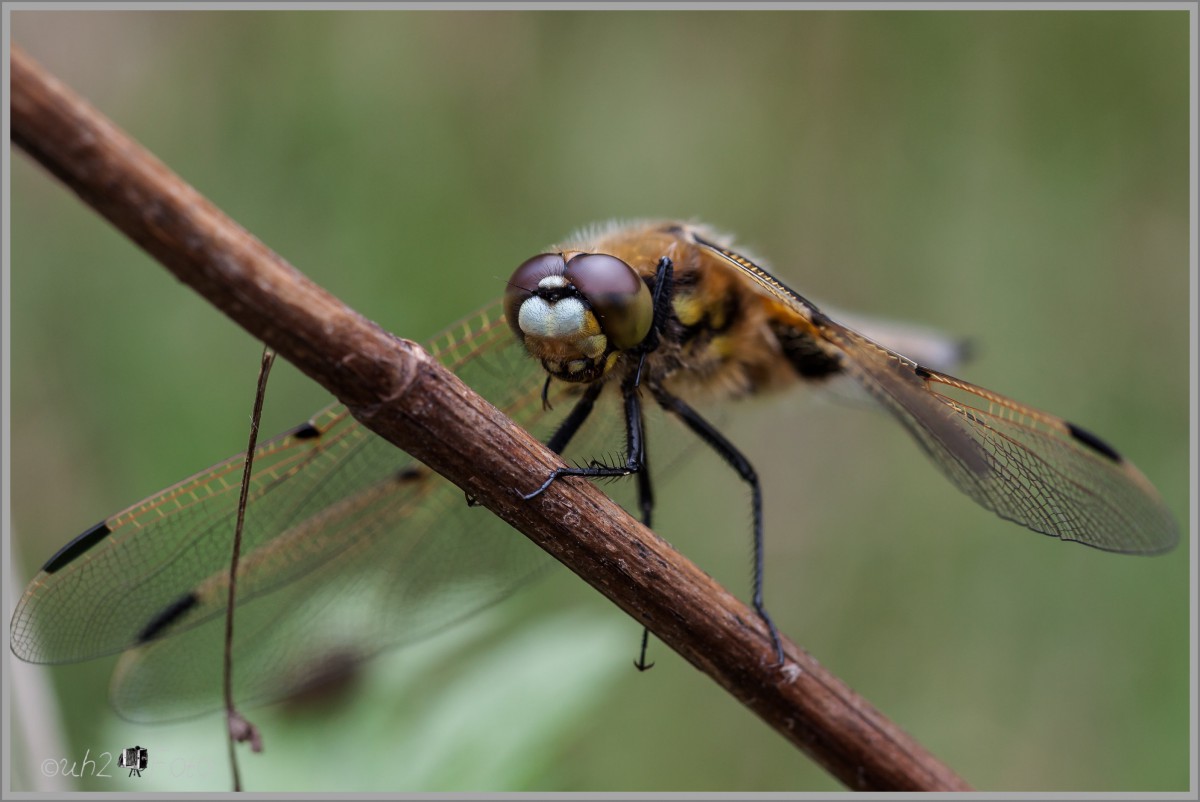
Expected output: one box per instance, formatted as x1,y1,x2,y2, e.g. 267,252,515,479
566,220,841,403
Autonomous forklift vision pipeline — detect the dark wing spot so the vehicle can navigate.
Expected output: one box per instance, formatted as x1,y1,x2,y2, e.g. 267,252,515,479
41,521,112,574
771,321,843,379
914,365,933,379
137,592,200,644
278,649,365,712
1067,422,1123,463
395,466,428,484
288,421,322,440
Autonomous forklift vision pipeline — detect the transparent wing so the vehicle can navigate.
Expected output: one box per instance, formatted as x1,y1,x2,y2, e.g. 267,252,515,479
822,321,1178,554
10,302,635,721
690,232,1177,555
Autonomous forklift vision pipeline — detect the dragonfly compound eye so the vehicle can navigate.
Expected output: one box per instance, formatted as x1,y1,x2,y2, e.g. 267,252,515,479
504,253,567,342
564,253,653,351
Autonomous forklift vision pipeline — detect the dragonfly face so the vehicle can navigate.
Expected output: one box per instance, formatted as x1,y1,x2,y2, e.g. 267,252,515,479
505,251,654,383
10,219,1178,720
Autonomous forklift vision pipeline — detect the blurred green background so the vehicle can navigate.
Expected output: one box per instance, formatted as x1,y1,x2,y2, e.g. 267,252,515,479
7,9,1190,793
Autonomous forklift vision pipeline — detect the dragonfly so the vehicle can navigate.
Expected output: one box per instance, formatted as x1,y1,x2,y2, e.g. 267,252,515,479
10,220,1178,721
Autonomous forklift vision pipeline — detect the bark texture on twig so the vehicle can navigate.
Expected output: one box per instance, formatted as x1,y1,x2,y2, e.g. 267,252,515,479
10,44,971,792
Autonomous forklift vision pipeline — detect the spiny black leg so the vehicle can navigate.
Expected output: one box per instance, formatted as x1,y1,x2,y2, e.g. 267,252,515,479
538,380,658,668
634,448,654,530
648,256,675,331
524,373,646,500
649,384,785,666
546,380,604,456
634,626,654,672
540,374,554,411
471,378,604,509
633,422,655,671
633,256,675,387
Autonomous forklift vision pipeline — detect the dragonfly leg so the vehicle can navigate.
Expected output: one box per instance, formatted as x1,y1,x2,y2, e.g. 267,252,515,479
470,379,604,508
522,371,648,499
525,372,660,669
632,256,675,385
634,626,654,672
633,427,655,671
546,380,604,455
649,383,786,666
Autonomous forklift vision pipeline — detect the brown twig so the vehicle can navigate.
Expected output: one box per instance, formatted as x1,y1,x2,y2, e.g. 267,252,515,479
10,44,971,792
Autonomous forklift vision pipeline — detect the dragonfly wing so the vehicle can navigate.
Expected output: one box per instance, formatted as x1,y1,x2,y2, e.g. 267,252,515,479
825,307,969,374
13,301,633,720
824,321,1178,554
10,403,388,665
106,443,549,721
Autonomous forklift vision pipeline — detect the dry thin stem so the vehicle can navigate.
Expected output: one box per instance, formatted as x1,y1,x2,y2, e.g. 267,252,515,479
223,347,275,791
10,44,971,792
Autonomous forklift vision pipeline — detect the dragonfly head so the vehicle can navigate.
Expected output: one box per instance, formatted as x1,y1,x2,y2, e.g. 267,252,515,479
504,251,653,383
